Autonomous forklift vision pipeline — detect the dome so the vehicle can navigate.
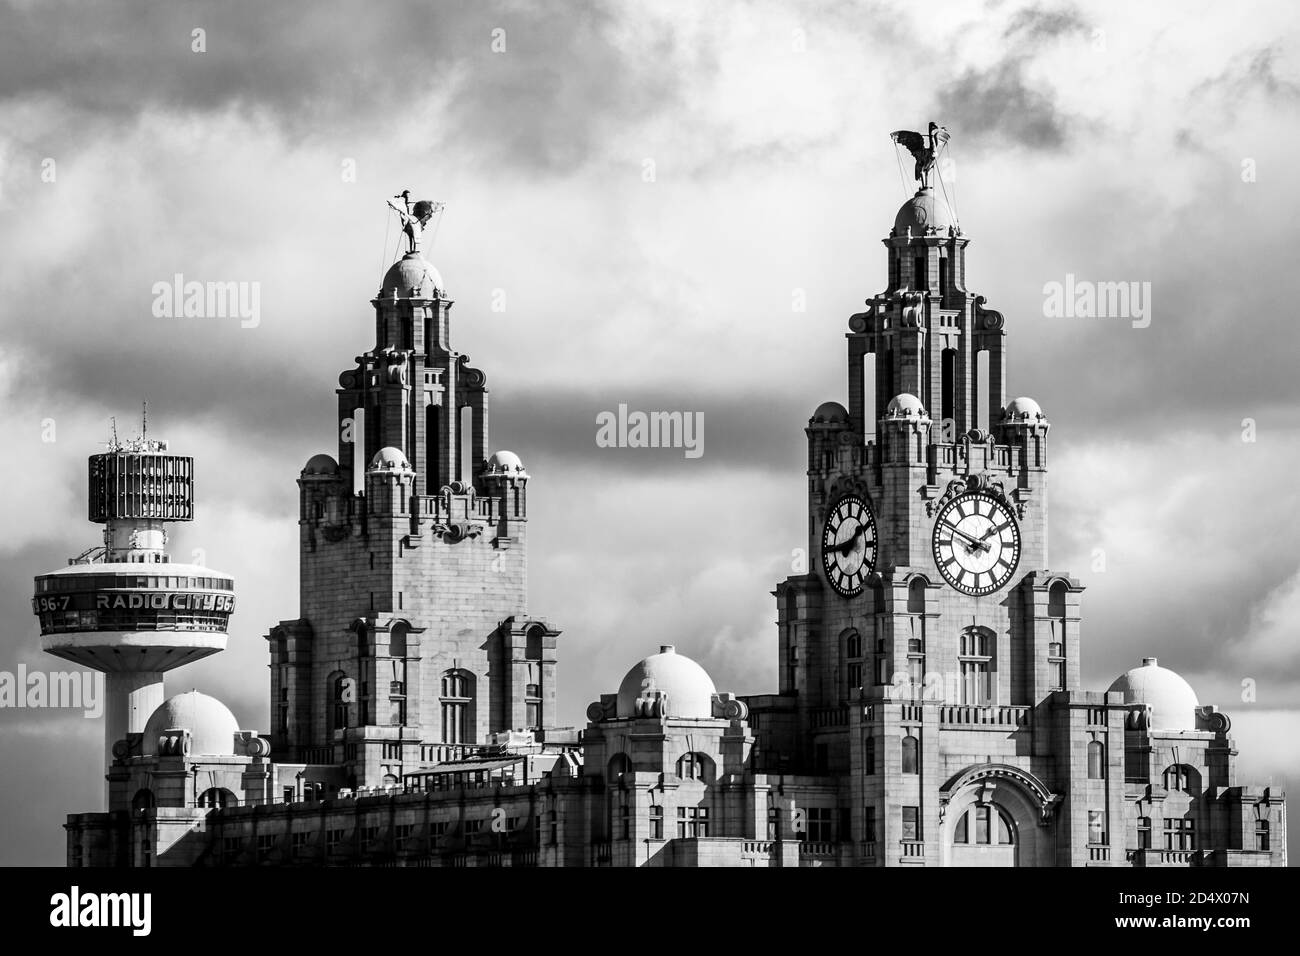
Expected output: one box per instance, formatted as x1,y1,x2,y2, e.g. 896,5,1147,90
1003,396,1047,424
369,447,411,471
143,690,240,756
302,453,339,476
810,401,850,425
484,450,527,476
616,645,717,719
884,393,928,420
380,253,444,299
1107,657,1200,732
893,187,954,237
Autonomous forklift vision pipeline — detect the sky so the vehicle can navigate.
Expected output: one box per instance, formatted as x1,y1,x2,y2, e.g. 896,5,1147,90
0,0,1298,864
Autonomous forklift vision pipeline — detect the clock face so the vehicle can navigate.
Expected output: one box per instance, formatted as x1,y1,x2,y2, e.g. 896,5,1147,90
821,495,877,597
932,492,1021,596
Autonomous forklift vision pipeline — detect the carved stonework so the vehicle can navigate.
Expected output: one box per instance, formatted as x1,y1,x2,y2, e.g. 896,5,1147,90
925,472,1019,517
457,353,487,389
974,295,1004,330
432,520,485,543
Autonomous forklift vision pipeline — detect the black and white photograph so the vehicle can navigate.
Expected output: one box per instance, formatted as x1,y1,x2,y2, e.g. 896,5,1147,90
0,0,1296,937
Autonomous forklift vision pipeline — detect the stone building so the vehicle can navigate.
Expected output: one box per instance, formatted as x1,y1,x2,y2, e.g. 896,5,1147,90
60,153,1286,867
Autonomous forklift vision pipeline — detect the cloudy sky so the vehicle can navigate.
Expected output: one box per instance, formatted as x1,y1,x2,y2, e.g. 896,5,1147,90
1,0,1297,864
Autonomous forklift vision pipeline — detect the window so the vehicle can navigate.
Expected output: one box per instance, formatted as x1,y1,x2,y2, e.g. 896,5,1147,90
902,806,921,842
864,736,875,776
1163,818,1195,851
618,792,630,839
1048,641,1065,692
901,735,919,774
767,803,781,840
292,832,308,854
326,828,345,852
1088,810,1106,845
649,805,663,840
1087,740,1105,779
525,683,542,729
915,256,928,291
807,807,833,842
847,662,863,689
1136,816,1151,850
1162,764,1198,794
676,806,709,838
388,679,407,727
864,806,877,842
1255,819,1270,852
952,805,1014,845
198,788,234,809
874,638,890,686
440,670,473,744
257,834,275,858
677,752,710,782
395,824,414,850
959,628,993,705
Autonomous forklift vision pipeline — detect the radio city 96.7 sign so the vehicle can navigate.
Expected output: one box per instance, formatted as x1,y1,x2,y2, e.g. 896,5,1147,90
33,591,236,614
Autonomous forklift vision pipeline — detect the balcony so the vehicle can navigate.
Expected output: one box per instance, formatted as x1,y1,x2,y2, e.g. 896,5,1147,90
939,705,1030,728
1126,848,1204,867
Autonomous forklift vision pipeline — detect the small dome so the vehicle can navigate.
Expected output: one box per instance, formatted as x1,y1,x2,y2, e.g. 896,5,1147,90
143,691,240,756
369,447,411,472
810,401,850,425
1108,657,1200,732
617,645,717,719
1003,396,1046,424
893,187,954,237
303,453,339,476
380,253,444,299
884,393,928,420
484,450,527,476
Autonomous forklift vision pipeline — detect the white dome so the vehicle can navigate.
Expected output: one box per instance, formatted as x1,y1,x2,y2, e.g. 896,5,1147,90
143,690,240,756
369,447,411,471
893,187,954,237
884,393,928,420
380,253,444,299
1003,396,1046,424
485,450,527,476
1108,657,1200,732
617,645,717,719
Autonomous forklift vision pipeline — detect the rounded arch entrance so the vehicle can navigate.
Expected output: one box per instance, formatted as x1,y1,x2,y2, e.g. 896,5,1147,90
939,764,1059,867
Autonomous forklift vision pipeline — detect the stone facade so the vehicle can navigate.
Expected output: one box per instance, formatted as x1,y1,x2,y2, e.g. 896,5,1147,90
63,175,1287,867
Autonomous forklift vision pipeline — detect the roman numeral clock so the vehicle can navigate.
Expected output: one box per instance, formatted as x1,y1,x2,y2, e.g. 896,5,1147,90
821,494,878,597
930,487,1021,596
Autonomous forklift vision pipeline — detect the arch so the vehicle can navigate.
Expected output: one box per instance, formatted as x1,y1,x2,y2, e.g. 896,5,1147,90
607,752,632,780
1163,763,1200,794
940,764,1058,867
131,788,156,813
676,751,713,783
1087,739,1105,779
906,577,929,613
1048,580,1068,618
525,624,545,660
439,668,475,744
901,735,919,774
327,669,350,734
388,621,409,658
197,787,236,809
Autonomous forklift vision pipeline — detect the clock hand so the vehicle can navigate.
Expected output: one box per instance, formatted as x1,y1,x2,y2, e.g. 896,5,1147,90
944,522,990,553
823,522,871,556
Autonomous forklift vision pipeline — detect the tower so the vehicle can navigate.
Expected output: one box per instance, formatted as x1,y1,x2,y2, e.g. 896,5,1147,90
33,434,236,799
267,201,561,788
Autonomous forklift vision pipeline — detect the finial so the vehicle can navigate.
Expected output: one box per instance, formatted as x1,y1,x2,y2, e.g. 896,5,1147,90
386,190,445,256
890,122,950,190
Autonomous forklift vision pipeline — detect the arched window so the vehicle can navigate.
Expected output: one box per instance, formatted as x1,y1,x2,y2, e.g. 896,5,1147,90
906,579,926,693
440,670,474,744
959,627,994,705
901,735,919,774
864,736,875,776
843,628,864,696
1087,739,1105,779
1162,764,1199,794
677,752,712,783
941,348,957,430
607,753,632,779
197,787,236,809
953,804,1014,845
131,789,156,813
355,625,371,726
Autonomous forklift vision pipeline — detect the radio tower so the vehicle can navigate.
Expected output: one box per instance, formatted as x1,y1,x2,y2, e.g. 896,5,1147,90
32,424,236,802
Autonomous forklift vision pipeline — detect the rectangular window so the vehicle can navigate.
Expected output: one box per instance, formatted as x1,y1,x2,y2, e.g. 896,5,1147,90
1137,817,1151,850
649,805,663,840
976,805,991,844
676,806,709,838
807,807,833,843
902,806,920,842
1255,820,1269,852
767,805,780,841
864,806,876,842
1088,810,1106,845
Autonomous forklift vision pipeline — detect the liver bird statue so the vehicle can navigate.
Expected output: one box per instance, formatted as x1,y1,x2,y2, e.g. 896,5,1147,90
890,122,950,189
